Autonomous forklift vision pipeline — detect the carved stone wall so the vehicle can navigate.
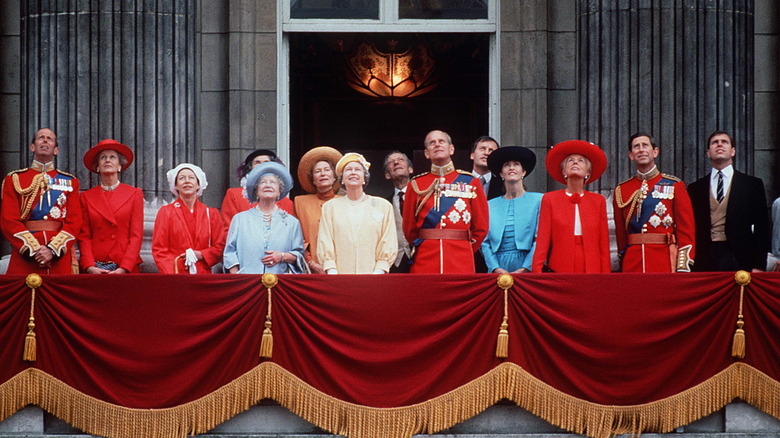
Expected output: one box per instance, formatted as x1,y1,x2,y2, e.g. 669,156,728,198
19,0,196,199
579,1,754,190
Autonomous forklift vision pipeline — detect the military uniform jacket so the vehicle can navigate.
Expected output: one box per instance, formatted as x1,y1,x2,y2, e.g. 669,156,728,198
613,172,695,272
1,163,81,274
402,165,489,273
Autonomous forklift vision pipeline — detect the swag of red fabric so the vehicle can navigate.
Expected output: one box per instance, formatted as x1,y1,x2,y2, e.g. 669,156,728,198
0,273,778,410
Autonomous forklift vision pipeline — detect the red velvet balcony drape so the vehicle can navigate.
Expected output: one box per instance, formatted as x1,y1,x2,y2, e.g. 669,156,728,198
0,272,778,438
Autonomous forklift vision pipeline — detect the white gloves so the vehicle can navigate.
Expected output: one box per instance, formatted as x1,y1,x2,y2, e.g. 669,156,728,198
184,248,198,274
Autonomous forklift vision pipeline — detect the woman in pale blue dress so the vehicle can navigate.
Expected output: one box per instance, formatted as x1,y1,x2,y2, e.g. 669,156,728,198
482,146,542,273
224,162,305,274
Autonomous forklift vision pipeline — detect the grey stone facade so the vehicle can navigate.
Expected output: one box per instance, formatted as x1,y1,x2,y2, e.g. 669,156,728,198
2,1,777,205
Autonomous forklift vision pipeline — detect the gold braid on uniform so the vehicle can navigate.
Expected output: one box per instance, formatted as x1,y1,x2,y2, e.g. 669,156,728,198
12,172,48,221
411,176,440,216
613,184,643,230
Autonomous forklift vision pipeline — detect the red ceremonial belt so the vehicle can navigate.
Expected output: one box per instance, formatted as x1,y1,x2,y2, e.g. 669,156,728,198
627,233,675,245
419,229,469,240
24,220,62,232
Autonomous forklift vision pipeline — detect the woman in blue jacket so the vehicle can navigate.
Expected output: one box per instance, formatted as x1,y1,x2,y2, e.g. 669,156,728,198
481,147,542,273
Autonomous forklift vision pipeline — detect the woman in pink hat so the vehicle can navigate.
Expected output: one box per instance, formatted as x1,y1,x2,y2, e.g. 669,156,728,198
532,140,611,273
78,139,144,273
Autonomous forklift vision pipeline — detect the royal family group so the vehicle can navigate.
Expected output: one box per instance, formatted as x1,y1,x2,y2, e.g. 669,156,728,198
1,128,773,276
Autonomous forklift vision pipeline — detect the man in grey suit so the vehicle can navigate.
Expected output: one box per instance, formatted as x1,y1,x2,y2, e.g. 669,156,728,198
383,151,414,273
687,131,770,272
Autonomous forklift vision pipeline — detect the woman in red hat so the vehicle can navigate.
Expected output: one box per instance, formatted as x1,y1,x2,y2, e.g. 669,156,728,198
532,140,611,273
78,139,145,273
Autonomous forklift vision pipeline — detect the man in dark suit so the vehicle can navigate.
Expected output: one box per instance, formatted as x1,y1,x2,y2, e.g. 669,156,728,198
469,136,502,273
688,130,770,272
470,136,504,200
383,151,413,273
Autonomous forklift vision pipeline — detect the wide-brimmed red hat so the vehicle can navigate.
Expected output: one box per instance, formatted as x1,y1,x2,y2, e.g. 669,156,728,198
545,140,607,185
83,139,134,173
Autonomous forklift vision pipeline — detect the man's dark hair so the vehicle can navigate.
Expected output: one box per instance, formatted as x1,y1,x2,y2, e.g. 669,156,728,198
471,136,499,154
706,130,733,149
627,132,657,152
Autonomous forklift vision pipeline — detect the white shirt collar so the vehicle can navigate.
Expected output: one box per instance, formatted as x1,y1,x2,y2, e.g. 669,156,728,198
711,164,734,180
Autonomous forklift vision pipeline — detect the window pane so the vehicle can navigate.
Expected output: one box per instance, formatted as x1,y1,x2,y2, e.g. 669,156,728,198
290,0,379,19
399,0,488,19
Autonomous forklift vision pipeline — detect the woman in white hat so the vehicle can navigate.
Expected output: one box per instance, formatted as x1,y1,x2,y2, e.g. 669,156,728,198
79,139,144,273
152,163,225,274
224,162,305,274
317,153,397,274
293,146,342,274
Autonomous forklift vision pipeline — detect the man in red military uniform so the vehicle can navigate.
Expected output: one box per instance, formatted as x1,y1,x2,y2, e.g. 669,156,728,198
613,132,695,272
403,130,489,273
1,128,82,274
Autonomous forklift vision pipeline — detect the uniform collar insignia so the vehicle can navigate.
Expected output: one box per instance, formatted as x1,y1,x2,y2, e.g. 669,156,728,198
636,165,659,181
430,162,455,177
31,160,55,172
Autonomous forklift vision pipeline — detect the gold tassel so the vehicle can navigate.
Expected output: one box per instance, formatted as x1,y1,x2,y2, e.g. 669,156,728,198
260,318,273,359
260,273,278,359
731,320,745,359
495,274,514,359
23,273,42,362
23,319,36,362
731,271,751,360
496,319,508,358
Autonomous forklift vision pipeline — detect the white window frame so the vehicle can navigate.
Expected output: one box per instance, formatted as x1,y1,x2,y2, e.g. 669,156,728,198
276,0,500,165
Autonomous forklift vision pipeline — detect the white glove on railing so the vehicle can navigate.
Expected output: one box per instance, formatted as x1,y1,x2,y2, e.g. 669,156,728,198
184,248,198,274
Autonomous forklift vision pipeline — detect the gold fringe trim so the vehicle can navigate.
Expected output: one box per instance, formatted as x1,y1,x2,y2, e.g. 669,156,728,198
2,362,780,438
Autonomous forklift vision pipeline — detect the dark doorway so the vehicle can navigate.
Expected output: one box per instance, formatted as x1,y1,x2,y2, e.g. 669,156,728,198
289,32,490,199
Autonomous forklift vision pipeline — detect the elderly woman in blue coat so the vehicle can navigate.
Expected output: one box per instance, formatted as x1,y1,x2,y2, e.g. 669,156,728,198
481,146,543,273
223,162,305,274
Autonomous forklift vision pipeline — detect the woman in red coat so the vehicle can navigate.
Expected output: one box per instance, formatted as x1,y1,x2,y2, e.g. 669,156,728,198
79,139,144,273
532,140,611,273
152,163,224,274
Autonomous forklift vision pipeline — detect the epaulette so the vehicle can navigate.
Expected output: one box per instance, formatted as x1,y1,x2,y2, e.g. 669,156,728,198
2,169,27,200
57,170,77,178
411,171,430,179
661,173,682,182
6,168,29,177
457,169,476,176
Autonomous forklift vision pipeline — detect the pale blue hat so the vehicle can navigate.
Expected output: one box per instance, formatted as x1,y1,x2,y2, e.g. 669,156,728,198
245,161,293,202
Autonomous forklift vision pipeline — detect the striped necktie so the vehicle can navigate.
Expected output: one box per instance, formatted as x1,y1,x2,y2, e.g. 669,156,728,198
716,171,724,203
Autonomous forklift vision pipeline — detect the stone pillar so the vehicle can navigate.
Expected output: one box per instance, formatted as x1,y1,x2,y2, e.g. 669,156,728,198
20,0,196,200
500,0,579,193
196,0,277,207
579,0,754,189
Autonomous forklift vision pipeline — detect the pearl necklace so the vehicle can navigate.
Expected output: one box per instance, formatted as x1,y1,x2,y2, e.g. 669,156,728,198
101,181,120,191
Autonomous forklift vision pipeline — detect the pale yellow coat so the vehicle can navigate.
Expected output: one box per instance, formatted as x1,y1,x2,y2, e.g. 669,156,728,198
317,195,398,274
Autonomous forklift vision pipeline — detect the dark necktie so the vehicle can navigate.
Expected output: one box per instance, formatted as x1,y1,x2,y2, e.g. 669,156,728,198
716,171,724,203
398,190,405,214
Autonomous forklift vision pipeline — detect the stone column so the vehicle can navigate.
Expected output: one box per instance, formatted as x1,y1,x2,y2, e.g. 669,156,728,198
579,0,754,188
20,0,196,200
